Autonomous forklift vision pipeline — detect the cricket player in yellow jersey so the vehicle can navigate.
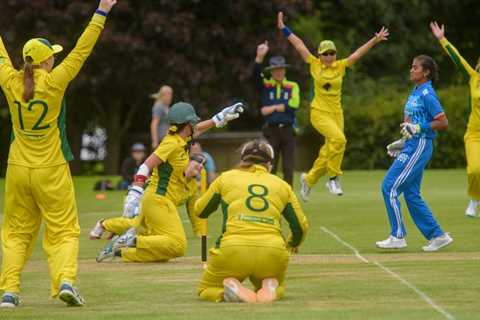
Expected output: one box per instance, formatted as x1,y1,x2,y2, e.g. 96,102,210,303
0,0,117,308
430,22,480,217
277,12,389,200
194,139,309,303
89,101,243,262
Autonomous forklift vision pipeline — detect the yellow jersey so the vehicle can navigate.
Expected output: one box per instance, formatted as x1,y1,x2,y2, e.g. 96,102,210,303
440,38,480,132
0,13,107,167
307,54,352,114
194,164,309,249
148,133,192,206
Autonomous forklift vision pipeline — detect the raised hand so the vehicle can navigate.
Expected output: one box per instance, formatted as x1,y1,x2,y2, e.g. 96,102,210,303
374,26,389,43
430,21,445,40
277,12,285,29
256,41,269,60
98,0,117,13
212,102,244,128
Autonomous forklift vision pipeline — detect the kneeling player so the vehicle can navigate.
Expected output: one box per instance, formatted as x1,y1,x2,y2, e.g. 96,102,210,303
89,101,242,262
194,140,309,303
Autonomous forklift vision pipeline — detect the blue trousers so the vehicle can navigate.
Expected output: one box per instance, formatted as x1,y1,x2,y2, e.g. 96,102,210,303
381,138,444,240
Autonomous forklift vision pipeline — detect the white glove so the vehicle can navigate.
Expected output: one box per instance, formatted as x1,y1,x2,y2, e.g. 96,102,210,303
400,122,421,139
386,138,405,158
212,102,244,128
123,185,144,218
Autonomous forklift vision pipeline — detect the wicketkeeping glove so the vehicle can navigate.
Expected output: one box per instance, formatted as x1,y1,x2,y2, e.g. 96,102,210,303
123,185,144,218
386,138,406,158
400,122,420,139
212,102,244,128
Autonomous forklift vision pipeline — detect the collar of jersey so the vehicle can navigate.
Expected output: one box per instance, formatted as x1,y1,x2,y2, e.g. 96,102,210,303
172,133,187,146
251,164,268,173
320,60,339,69
414,80,432,92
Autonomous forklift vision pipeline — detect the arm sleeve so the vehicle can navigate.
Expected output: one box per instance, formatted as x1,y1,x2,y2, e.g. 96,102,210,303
152,104,162,118
253,62,264,93
0,36,16,88
306,54,316,65
48,13,107,89
287,82,300,109
194,175,223,218
186,183,208,236
281,189,309,248
439,38,476,78
153,138,177,162
423,90,444,118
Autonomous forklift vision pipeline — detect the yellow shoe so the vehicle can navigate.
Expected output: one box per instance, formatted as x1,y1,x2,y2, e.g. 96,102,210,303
223,278,257,303
256,278,279,303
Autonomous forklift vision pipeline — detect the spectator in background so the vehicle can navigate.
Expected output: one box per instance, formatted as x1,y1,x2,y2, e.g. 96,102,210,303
253,41,300,186
117,143,147,190
190,142,217,188
150,85,173,149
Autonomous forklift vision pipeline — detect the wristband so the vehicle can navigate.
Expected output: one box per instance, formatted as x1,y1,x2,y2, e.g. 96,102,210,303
133,175,147,184
282,26,292,37
95,9,108,17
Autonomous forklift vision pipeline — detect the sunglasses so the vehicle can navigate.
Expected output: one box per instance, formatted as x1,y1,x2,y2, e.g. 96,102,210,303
321,51,336,56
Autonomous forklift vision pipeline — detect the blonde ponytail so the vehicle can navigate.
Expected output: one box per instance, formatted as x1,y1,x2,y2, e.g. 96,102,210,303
23,56,35,102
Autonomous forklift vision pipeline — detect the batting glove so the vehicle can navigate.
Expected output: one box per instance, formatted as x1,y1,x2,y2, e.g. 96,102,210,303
386,138,405,158
212,102,244,128
123,185,143,218
400,122,420,139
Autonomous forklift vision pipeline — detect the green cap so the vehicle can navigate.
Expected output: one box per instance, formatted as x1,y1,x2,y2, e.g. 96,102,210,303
167,102,200,125
318,40,337,54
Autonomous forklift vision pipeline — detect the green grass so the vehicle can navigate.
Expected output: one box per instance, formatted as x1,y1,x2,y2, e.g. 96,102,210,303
0,170,479,319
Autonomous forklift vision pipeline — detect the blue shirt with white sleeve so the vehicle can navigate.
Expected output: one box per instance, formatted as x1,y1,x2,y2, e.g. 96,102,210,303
403,80,444,139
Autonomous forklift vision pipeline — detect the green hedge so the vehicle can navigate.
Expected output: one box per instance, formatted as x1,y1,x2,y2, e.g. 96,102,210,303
297,85,470,170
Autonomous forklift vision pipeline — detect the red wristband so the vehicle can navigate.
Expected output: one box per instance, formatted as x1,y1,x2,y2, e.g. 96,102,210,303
134,175,147,184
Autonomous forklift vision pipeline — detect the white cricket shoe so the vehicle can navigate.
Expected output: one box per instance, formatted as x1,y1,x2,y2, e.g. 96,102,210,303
376,235,407,249
326,177,343,196
300,173,311,202
465,200,478,218
89,219,105,239
422,233,453,252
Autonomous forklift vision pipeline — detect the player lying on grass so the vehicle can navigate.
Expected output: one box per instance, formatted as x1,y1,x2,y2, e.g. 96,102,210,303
277,11,388,199
377,55,453,252
0,0,117,308
430,21,480,218
194,139,309,303
89,101,243,262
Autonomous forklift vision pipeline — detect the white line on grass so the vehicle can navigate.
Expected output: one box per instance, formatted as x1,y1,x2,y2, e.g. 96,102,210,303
320,226,455,320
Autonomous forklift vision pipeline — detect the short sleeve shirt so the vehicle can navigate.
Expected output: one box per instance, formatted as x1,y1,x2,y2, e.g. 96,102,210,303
148,134,191,205
307,55,349,113
152,102,169,142
404,81,444,139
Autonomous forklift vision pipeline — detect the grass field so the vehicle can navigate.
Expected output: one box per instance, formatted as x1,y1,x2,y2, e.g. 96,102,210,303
0,170,479,320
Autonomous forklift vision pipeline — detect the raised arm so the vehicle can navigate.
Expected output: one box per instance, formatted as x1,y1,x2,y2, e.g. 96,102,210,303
278,12,312,63
194,102,244,137
430,21,476,78
49,0,117,88
254,41,269,92
0,36,16,88
346,26,389,67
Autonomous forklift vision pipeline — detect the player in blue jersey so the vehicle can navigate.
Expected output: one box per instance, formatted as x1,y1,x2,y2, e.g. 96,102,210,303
377,55,453,252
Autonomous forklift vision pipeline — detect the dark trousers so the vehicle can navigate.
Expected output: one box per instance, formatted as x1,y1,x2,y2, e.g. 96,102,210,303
262,124,296,186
